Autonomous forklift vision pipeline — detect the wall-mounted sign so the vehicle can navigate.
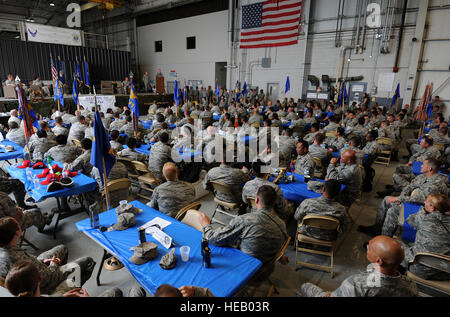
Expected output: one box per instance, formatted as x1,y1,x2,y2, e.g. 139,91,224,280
25,22,81,46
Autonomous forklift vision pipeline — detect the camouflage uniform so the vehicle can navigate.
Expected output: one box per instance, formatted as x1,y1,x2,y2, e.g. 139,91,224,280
109,119,126,131
118,148,148,162
248,114,263,126
242,177,289,222
203,164,252,204
294,195,348,240
52,125,69,136
43,144,80,163
400,209,450,280
322,122,340,133
285,112,297,121
120,122,143,136
326,162,362,207
340,146,365,165
278,135,297,162
84,127,94,140
203,207,287,265
294,153,315,177
346,125,368,139
325,136,346,150
0,244,95,295
378,173,449,237
303,131,319,144
298,264,418,297
0,191,49,231
148,141,172,179
29,137,53,161
6,128,26,147
101,117,112,130
362,140,379,157
148,180,195,217
393,147,443,190
309,144,331,173
67,122,87,144
110,140,124,153
64,149,93,175
199,110,214,128
61,113,75,125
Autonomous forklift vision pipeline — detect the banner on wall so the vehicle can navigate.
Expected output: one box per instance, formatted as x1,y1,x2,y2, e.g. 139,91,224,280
25,22,82,46
78,95,116,113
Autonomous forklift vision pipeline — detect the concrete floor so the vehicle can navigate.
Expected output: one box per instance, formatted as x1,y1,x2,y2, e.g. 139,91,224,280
0,130,414,297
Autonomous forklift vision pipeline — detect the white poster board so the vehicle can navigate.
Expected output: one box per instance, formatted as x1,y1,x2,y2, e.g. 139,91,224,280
78,95,116,113
377,73,395,92
25,22,82,46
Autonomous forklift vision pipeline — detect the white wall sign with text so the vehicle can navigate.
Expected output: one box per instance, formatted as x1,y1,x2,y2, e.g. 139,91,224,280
78,95,116,113
25,22,82,46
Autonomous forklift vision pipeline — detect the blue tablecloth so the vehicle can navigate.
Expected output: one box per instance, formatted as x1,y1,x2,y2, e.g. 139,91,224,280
0,140,24,161
412,161,450,182
216,130,256,144
282,121,292,128
402,203,421,243
124,144,202,161
268,173,322,203
140,121,176,130
5,161,97,202
75,201,262,297
213,115,221,121
48,120,71,129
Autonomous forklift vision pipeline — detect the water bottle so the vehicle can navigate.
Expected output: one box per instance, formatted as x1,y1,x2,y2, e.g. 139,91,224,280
304,168,311,183
201,238,211,268
89,203,100,229
139,228,146,243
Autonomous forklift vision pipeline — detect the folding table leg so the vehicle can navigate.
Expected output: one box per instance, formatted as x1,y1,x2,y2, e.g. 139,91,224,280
97,249,112,286
53,197,63,240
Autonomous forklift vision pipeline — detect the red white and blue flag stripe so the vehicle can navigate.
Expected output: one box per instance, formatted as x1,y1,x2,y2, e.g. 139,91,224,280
240,0,302,49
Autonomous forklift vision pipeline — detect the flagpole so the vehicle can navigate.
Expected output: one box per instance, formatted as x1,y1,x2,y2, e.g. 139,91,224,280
18,84,32,157
93,86,111,210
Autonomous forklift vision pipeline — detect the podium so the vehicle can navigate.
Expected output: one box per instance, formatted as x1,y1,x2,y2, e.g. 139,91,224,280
2,85,17,99
156,76,165,94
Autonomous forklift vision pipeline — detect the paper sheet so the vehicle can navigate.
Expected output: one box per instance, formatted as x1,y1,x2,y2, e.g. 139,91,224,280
140,217,172,231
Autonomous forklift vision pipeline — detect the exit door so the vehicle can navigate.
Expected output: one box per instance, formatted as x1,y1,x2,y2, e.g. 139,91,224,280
267,83,279,103
215,62,227,89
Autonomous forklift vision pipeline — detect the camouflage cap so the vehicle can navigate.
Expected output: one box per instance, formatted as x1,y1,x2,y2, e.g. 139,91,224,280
130,242,158,265
159,248,177,270
307,181,325,194
109,212,136,231
0,192,18,217
116,203,143,215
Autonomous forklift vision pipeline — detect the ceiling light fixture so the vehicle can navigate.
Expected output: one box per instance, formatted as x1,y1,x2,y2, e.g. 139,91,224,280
50,3,55,6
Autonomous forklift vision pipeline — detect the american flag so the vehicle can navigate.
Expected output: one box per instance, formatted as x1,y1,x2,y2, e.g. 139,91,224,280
50,55,57,83
240,0,302,49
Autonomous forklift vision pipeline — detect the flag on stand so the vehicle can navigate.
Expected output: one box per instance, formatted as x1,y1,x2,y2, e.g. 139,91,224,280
391,83,400,108
285,76,290,93
58,57,65,85
129,79,139,119
50,55,58,83
17,85,40,139
235,81,241,102
90,110,116,185
338,83,347,109
174,80,181,106
84,57,90,88
242,81,248,97
75,61,83,85
426,90,433,119
240,0,302,49
54,78,64,106
73,75,79,106
215,80,220,97
183,81,188,103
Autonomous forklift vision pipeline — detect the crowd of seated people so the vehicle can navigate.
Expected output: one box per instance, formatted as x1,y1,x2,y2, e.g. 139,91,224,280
0,85,448,298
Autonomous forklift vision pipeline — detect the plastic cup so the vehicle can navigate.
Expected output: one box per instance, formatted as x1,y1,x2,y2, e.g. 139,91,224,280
180,246,190,262
119,200,128,206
